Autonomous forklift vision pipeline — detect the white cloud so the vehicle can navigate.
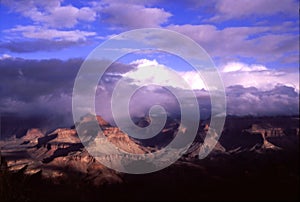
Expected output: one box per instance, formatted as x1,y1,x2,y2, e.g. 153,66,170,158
30,5,96,28
209,0,298,22
240,92,261,103
130,59,159,67
98,2,172,29
1,1,98,52
78,7,97,21
220,62,299,91
222,62,267,72
0,54,13,60
125,59,205,90
7,25,96,42
125,59,183,88
167,24,299,64
178,71,206,90
124,59,299,93
2,0,96,28
115,58,299,117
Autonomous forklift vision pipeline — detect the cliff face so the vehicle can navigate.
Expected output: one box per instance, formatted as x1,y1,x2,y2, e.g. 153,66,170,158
0,116,126,185
218,116,299,152
0,114,160,185
21,129,44,144
244,121,299,151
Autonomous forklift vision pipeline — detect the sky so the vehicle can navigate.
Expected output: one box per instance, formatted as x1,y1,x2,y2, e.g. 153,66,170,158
0,0,299,130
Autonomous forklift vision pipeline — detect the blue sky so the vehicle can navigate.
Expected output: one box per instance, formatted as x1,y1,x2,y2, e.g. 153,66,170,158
0,0,299,125
0,0,299,69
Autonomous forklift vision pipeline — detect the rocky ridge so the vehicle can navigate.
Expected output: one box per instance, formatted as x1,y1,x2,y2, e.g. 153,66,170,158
0,115,298,185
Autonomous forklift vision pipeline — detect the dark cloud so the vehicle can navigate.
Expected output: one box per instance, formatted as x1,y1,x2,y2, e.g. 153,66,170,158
0,58,136,128
0,58,298,133
95,80,300,123
0,58,81,131
0,58,81,101
226,85,299,116
0,39,90,53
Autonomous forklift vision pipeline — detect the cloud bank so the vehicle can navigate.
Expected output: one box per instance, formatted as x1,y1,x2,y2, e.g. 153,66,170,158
1,57,297,131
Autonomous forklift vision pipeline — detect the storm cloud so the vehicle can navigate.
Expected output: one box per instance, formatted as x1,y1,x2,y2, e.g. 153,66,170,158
0,58,135,128
0,58,298,133
0,39,91,53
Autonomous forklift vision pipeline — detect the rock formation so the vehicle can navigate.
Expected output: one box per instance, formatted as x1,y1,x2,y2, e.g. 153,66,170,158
0,115,298,187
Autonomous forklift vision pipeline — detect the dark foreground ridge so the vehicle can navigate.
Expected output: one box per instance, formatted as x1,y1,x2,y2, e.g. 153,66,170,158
0,116,299,201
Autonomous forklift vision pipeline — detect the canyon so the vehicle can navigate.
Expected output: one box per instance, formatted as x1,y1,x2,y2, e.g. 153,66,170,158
0,115,299,201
